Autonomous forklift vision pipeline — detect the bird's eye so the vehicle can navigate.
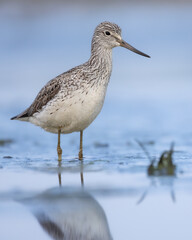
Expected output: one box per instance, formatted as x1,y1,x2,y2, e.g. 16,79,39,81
105,31,111,36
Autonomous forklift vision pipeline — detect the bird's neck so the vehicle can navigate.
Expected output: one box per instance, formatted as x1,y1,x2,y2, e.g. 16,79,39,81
88,44,113,85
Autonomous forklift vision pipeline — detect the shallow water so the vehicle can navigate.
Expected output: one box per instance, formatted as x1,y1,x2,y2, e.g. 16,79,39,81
1,2,192,240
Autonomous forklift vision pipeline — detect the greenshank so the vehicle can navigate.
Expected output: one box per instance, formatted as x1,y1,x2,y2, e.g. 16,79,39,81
11,21,150,161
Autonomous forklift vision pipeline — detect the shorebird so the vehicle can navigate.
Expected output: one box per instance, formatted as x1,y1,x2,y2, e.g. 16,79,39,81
11,21,150,161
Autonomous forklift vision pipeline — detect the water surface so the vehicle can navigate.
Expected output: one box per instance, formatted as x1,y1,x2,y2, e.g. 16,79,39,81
0,2,192,240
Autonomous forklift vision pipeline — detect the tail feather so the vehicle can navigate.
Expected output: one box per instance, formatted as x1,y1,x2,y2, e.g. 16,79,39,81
11,115,18,120
11,109,29,120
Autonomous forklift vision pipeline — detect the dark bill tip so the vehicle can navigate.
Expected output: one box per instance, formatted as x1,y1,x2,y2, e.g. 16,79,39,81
119,40,150,58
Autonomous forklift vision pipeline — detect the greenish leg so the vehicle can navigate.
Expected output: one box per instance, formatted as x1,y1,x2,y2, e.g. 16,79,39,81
57,129,62,161
78,130,83,160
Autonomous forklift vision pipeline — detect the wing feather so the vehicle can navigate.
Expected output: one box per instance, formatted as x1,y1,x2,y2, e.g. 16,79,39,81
11,77,61,120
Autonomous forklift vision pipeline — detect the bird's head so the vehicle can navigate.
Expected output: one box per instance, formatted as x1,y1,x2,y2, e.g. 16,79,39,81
92,21,150,58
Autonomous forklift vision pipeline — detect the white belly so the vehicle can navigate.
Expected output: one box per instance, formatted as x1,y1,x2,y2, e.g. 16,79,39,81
29,86,107,133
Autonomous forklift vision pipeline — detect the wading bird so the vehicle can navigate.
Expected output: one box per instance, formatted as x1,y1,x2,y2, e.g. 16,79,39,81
11,22,150,161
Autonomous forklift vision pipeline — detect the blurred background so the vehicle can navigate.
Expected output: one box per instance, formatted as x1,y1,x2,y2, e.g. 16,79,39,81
0,1,192,240
1,0,192,136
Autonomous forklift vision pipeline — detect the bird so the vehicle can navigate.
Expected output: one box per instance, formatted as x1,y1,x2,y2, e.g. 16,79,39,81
11,21,150,161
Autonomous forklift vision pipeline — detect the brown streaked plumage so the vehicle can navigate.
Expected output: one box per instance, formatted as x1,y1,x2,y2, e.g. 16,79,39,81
11,79,61,119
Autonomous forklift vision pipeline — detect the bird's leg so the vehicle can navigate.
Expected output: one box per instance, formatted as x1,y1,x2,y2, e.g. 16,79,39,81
78,130,83,160
57,129,62,161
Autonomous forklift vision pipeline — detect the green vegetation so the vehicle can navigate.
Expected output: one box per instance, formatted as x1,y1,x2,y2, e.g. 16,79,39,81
136,141,176,176
0,139,14,146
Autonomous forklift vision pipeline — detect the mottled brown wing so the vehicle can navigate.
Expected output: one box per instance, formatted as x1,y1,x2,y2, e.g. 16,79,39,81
11,78,61,120
27,78,61,116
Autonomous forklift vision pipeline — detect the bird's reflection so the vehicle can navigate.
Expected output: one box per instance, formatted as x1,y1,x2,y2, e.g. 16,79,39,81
57,161,84,187
21,161,112,240
58,161,62,187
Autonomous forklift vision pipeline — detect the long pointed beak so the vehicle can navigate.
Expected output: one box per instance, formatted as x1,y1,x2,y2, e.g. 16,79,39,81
118,39,150,58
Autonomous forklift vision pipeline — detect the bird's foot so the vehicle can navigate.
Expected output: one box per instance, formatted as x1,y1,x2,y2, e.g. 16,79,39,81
78,150,83,161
